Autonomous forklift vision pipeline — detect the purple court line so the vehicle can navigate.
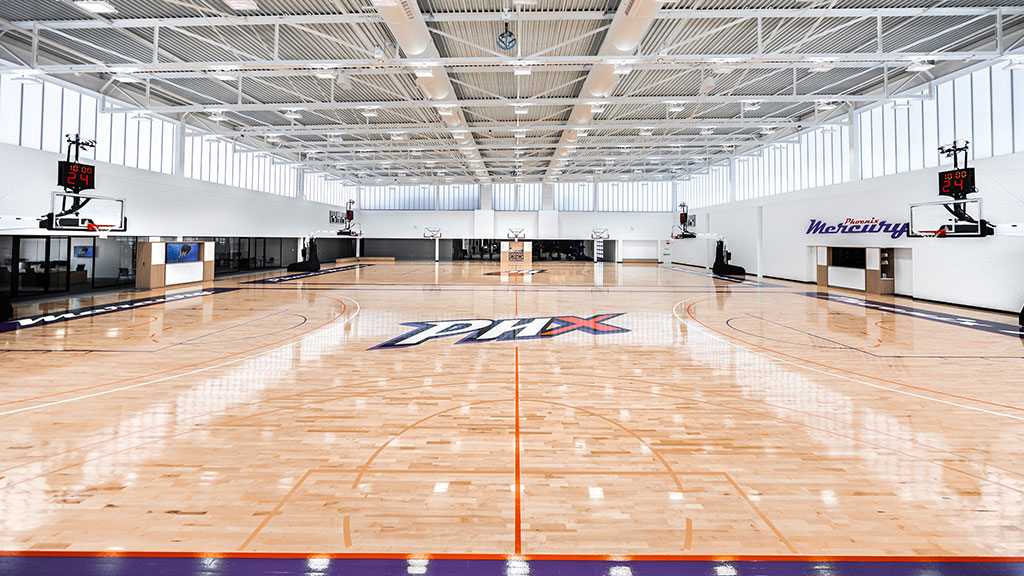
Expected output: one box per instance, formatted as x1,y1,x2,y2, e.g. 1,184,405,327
2,556,1023,576
725,313,1024,360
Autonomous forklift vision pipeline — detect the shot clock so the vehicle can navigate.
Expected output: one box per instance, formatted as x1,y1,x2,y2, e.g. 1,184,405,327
58,161,96,193
938,167,974,199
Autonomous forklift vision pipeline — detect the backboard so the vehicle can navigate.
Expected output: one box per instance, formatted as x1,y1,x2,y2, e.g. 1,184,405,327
43,191,127,232
908,198,984,237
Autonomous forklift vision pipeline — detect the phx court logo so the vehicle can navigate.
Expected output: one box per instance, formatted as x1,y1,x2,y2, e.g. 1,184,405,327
373,314,629,349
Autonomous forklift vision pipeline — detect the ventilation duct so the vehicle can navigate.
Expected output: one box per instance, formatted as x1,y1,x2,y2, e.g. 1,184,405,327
548,0,665,176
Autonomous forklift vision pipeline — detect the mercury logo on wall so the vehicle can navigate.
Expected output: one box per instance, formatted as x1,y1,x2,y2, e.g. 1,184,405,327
806,217,910,239
372,314,629,349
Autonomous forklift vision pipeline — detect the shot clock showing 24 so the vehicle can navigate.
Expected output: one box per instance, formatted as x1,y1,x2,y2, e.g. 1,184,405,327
938,167,975,199
57,160,96,193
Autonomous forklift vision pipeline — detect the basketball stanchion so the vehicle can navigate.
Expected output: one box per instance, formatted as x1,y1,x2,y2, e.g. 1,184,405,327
423,227,442,262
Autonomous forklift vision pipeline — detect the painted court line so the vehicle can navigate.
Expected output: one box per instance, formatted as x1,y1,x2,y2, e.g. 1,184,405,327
0,296,361,418
674,300,1024,423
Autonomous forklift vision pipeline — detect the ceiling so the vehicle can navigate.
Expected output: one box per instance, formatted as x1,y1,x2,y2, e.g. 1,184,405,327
1,0,1022,186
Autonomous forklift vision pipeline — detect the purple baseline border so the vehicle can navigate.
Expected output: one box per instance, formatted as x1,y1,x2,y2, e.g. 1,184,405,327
802,291,1023,338
243,264,372,284
2,557,1022,576
0,287,238,334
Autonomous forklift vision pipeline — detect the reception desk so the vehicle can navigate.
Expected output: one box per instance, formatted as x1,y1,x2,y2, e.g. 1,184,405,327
136,242,215,290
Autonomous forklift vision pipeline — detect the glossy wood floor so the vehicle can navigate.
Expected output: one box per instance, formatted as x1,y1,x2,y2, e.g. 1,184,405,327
1,261,1022,558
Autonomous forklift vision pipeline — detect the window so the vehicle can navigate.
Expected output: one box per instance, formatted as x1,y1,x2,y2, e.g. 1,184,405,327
554,182,594,211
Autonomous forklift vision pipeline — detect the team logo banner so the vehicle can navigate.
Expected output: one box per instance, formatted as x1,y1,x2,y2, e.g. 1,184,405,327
806,217,910,239
373,313,629,349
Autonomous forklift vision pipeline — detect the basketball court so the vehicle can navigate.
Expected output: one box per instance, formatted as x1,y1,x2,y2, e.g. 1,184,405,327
3,0,1024,573
1,262,1022,574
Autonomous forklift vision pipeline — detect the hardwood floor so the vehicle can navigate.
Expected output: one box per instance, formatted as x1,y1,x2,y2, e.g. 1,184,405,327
0,261,1021,558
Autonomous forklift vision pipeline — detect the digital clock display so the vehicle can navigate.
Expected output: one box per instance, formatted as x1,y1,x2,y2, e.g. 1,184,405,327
58,161,96,192
938,167,974,197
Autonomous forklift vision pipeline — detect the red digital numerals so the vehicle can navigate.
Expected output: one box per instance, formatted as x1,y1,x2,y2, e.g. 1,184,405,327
63,163,93,189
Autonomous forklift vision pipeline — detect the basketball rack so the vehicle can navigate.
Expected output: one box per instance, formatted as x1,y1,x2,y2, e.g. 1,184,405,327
507,228,526,240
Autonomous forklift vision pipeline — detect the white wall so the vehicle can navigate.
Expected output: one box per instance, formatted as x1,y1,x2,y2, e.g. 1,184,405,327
670,151,1024,312
0,143,341,238
620,240,659,260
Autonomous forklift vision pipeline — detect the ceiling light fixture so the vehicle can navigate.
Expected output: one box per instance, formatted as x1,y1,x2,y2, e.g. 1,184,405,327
224,0,258,10
514,66,532,76
742,100,762,111
11,70,42,84
74,0,118,13
112,73,142,83
808,60,835,73
413,68,434,78
906,60,935,72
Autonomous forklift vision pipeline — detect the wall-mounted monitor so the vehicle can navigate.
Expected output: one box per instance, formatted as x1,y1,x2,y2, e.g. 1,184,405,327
73,246,94,258
166,242,200,264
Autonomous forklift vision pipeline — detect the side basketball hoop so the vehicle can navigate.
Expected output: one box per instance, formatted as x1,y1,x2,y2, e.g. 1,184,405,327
591,228,609,240
423,227,442,239
507,228,526,240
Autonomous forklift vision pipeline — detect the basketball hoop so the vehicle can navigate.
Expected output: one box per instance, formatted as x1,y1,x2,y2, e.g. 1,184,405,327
591,228,609,240
423,227,442,239
507,228,526,240
86,223,116,232
917,229,947,238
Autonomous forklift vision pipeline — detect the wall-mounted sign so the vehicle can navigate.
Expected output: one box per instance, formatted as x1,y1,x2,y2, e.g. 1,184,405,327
807,217,910,239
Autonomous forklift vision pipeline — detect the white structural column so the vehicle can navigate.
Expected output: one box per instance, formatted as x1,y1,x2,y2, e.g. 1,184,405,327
848,108,861,181
174,117,186,176
728,156,738,202
479,184,493,210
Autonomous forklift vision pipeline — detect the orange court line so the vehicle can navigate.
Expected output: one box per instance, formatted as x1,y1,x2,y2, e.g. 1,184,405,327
514,345,522,555
238,469,313,551
1,550,1021,562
